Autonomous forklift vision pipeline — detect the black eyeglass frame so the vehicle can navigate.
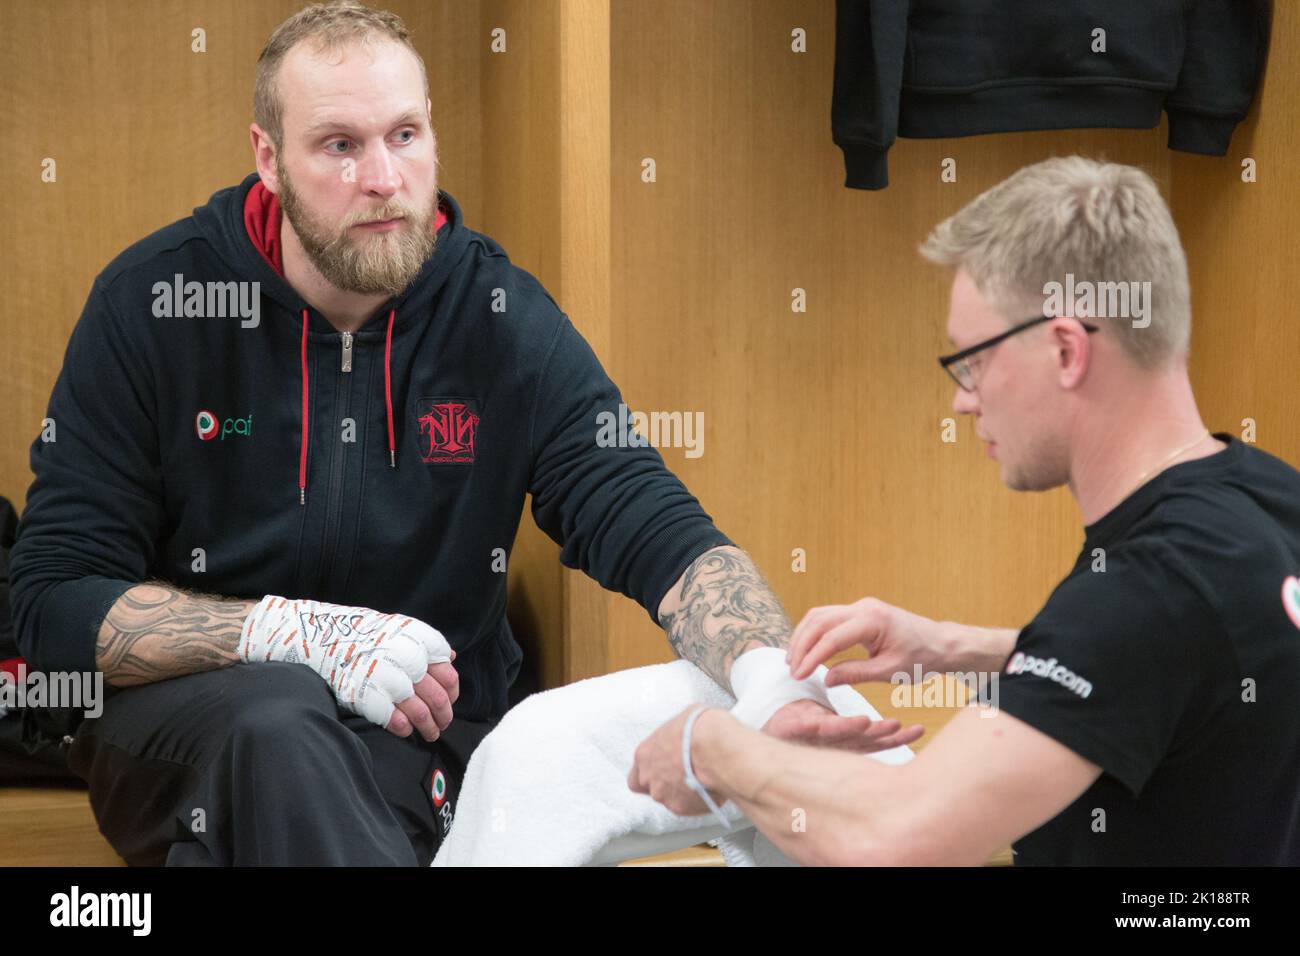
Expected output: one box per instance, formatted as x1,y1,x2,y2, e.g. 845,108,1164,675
938,315,1099,391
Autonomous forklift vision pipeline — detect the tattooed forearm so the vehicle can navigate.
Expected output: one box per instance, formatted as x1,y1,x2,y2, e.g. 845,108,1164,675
95,581,257,687
656,546,792,692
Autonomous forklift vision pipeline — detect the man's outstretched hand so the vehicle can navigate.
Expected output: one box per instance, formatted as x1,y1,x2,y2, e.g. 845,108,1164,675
760,698,924,752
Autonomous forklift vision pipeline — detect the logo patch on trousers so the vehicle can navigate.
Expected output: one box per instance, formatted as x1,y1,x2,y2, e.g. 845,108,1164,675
429,762,455,842
417,397,480,464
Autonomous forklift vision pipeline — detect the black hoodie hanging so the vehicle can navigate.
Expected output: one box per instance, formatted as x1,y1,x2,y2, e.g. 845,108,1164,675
832,0,1272,190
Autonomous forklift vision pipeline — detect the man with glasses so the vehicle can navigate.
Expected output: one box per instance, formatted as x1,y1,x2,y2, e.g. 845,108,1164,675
941,315,1098,393
629,156,1300,865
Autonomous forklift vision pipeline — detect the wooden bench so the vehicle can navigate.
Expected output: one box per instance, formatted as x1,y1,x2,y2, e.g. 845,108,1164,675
0,786,125,866
0,786,714,867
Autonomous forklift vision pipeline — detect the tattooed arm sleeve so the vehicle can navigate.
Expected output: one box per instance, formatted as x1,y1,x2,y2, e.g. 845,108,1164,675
656,546,793,694
95,582,255,687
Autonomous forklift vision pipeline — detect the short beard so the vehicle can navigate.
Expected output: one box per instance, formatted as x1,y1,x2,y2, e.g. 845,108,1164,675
276,156,437,297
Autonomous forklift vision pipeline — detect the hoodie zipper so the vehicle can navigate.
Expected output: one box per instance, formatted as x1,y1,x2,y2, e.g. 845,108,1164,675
317,331,353,592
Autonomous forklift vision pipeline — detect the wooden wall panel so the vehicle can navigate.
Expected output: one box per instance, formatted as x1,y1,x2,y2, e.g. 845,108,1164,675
478,0,613,692
1172,17,1300,482
476,0,567,694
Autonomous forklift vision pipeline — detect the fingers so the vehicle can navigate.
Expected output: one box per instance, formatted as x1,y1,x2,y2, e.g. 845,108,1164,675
387,709,411,736
384,673,455,742
863,725,927,751
367,660,417,735
381,621,457,740
784,711,926,753
402,617,453,664
786,605,852,676
804,713,877,746
428,661,460,705
790,613,880,680
357,680,399,730
413,673,454,731
831,719,925,753
393,691,441,742
629,763,711,816
824,656,897,687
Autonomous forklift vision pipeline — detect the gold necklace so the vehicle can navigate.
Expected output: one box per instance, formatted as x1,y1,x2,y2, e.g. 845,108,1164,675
1134,429,1211,487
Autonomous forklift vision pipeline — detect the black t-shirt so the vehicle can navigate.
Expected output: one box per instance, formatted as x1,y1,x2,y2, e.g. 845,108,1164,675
997,434,1300,865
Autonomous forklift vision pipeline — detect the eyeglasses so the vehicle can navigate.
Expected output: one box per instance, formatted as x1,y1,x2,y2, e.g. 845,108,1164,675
938,315,1099,392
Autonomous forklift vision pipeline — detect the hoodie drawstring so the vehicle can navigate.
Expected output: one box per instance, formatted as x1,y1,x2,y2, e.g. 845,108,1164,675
384,308,397,469
299,309,310,505
298,306,398,505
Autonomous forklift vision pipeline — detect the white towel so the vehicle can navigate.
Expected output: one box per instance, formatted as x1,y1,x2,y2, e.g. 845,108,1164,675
431,659,913,866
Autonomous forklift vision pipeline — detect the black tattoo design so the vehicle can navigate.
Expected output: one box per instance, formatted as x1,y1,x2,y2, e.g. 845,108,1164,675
657,546,792,692
95,581,254,686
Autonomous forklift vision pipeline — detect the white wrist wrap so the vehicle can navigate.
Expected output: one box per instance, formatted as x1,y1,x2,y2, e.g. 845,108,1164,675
728,647,835,729
239,595,452,728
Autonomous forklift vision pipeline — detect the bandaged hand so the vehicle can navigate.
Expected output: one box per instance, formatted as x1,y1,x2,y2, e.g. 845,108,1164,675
729,646,835,729
731,646,924,752
240,595,456,738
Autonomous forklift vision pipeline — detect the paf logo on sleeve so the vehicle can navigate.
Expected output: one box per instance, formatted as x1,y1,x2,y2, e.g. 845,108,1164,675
1005,650,1093,699
1282,575,1300,632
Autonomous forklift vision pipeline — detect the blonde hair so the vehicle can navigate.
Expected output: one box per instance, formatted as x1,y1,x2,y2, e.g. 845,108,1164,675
255,0,428,150
919,156,1191,367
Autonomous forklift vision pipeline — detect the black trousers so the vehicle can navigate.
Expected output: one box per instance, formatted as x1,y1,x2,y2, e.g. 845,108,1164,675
65,662,497,866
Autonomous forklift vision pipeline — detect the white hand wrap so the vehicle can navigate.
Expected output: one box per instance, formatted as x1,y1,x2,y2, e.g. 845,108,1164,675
728,646,835,729
239,595,452,729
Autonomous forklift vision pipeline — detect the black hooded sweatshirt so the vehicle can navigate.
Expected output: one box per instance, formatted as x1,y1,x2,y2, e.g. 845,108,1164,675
833,0,1271,190
9,173,732,722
